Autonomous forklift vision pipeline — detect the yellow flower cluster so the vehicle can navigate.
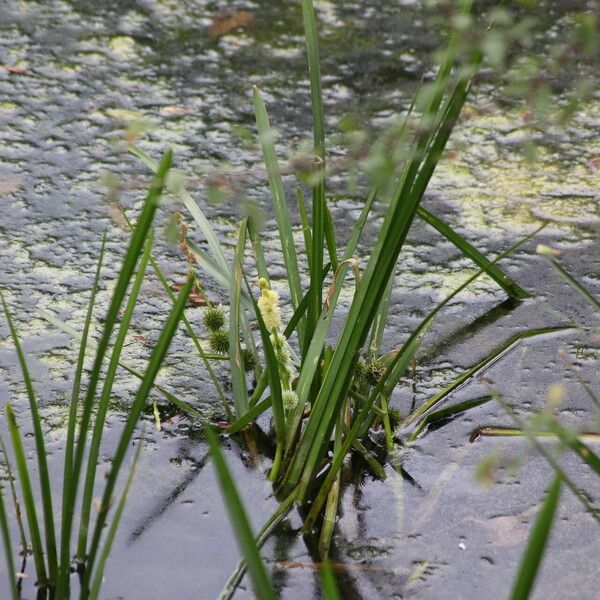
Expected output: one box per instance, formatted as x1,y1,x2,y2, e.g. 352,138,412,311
257,277,282,331
257,278,298,413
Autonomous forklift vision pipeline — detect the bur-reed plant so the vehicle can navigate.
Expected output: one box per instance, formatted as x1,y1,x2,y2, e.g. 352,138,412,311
0,150,195,599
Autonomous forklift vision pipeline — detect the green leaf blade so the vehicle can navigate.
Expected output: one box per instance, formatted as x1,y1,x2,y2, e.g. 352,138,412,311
205,426,276,600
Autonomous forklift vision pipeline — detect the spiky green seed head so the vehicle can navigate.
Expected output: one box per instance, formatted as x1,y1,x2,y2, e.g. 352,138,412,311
387,407,402,430
366,363,384,386
209,329,229,354
203,305,225,332
282,390,299,410
242,347,256,372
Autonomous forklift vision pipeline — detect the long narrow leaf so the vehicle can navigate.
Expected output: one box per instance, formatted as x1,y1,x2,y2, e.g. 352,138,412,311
230,220,249,418
0,433,28,557
253,87,304,340
205,426,276,600
0,291,57,580
76,230,153,559
227,398,271,435
297,186,312,266
509,474,561,600
0,481,18,600
129,145,229,274
543,416,600,477
403,326,570,429
408,396,492,442
378,223,548,402
417,206,529,299
4,404,47,584
58,234,106,593
538,251,600,313
320,560,341,600
82,274,194,596
302,0,327,357
67,150,173,585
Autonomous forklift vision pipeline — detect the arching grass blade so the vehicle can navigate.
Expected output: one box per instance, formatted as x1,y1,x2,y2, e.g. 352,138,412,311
253,87,304,342
417,206,529,299
408,396,493,442
403,326,571,429
66,150,173,587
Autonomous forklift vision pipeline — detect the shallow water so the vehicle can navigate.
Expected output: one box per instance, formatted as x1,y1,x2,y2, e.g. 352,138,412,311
0,1,599,598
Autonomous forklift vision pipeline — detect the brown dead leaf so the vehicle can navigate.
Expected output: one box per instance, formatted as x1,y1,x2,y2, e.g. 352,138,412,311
208,10,254,39
188,292,208,306
160,106,192,118
170,283,208,306
587,156,600,172
107,201,129,230
4,65,27,75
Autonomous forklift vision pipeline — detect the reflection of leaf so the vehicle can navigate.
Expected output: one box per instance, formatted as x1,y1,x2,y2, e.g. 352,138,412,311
160,106,192,118
588,156,600,171
170,283,208,307
485,515,529,547
105,108,145,122
208,11,254,39
0,176,22,196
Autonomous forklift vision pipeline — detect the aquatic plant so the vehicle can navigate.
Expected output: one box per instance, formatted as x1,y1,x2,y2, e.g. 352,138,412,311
0,151,194,599
1,0,594,598
126,0,571,589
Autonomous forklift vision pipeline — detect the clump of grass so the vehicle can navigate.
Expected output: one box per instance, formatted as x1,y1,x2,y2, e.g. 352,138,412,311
0,150,194,598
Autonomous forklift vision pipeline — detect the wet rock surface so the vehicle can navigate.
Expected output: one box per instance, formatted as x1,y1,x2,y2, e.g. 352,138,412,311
0,1,598,598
